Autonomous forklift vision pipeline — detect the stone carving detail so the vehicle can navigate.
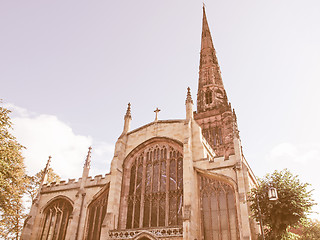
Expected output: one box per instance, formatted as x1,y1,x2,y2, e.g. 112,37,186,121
109,227,183,239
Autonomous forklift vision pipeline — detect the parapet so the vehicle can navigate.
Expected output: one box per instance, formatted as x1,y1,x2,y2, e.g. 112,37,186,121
41,173,111,194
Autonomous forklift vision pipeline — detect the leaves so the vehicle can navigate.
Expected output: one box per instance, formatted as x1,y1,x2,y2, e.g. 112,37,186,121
298,219,320,240
0,104,27,239
248,169,316,240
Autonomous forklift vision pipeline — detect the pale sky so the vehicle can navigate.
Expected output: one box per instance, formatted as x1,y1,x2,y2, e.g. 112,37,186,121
1,1,320,219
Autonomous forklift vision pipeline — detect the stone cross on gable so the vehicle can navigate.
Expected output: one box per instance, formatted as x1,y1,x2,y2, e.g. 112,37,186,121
154,107,161,121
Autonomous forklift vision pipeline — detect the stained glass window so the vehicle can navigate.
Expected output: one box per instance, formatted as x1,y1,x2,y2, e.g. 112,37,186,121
200,175,239,240
123,141,183,229
85,186,109,240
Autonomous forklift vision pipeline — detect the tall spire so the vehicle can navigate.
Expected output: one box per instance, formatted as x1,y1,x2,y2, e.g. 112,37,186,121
195,7,236,159
197,6,226,113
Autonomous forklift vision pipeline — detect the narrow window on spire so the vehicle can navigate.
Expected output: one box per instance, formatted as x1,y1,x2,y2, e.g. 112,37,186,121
203,69,210,85
205,90,213,105
219,128,223,144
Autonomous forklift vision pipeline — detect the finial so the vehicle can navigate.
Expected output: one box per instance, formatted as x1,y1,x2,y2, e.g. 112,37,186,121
40,156,52,187
125,102,132,119
45,156,51,170
186,87,194,104
203,2,206,8
154,108,161,121
84,147,92,168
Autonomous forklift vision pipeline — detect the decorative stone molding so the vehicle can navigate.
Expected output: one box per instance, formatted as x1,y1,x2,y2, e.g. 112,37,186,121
109,227,183,239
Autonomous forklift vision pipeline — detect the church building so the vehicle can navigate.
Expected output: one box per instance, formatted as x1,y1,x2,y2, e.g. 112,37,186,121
22,7,258,240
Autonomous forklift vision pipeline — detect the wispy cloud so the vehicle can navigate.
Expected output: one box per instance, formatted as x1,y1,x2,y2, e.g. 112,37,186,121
5,103,114,180
266,142,319,165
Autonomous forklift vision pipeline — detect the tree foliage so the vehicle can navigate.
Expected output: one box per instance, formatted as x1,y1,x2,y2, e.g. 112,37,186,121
248,169,315,240
299,219,320,240
0,104,61,239
0,104,27,239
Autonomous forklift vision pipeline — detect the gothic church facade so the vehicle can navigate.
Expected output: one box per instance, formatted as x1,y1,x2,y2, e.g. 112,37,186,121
22,7,258,240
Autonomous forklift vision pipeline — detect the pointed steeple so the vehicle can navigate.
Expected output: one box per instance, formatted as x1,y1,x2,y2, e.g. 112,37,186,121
197,6,226,113
195,7,236,159
201,6,214,51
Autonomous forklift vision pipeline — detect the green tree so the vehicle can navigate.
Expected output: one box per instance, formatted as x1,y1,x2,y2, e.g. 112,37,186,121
0,104,28,239
299,219,320,240
248,169,315,240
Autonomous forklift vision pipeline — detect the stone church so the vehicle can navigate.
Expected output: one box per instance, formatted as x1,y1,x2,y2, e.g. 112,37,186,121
22,7,258,240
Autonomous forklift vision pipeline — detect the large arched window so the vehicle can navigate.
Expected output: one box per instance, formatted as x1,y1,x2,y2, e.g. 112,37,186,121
200,175,239,240
40,198,73,240
85,185,109,240
120,139,183,229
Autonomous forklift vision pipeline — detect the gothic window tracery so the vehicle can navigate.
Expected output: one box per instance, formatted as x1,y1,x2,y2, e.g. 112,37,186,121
40,198,73,240
203,127,223,147
122,140,183,230
85,186,109,240
200,175,239,240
